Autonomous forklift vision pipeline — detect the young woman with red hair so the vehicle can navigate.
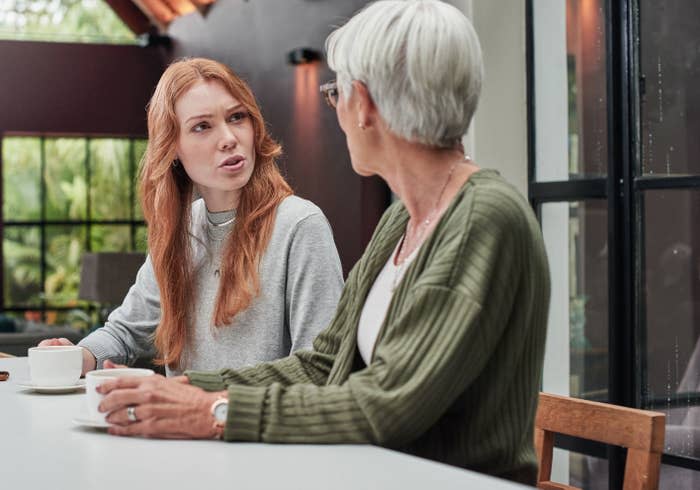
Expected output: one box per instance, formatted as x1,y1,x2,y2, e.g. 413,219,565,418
41,58,343,375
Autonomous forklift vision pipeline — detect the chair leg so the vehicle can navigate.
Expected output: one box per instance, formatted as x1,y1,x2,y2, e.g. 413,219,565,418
535,428,555,483
623,448,661,490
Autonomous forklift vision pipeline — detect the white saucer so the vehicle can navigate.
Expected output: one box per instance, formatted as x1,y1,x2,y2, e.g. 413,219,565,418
17,378,86,394
72,416,110,429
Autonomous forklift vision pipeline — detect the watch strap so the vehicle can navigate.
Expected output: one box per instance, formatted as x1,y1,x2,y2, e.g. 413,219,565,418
210,397,228,440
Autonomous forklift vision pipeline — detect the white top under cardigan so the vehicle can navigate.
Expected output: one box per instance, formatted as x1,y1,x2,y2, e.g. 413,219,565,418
357,235,421,365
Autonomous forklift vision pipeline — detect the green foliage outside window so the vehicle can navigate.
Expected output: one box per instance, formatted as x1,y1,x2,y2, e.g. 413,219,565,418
0,0,137,44
2,136,147,326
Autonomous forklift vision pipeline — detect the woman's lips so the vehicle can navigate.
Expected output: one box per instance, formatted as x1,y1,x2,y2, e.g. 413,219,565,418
219,156,245,172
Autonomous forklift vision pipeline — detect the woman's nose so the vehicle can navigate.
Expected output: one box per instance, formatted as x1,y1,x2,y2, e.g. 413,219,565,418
219,125,238,150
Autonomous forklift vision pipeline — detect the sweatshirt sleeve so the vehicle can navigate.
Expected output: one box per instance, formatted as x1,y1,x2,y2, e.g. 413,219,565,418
284,212,343,352
78,255,160,367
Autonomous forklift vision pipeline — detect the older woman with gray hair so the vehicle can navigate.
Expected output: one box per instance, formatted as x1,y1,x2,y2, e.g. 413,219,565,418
97,0,549,484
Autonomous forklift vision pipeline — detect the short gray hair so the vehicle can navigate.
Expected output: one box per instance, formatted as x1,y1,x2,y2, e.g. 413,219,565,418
326,0,483,148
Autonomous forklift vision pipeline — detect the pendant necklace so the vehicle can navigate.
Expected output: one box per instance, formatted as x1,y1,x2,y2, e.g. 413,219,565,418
206,210,236,278
391,160,459,292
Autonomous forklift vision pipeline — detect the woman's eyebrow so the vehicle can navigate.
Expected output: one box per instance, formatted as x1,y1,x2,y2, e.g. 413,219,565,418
184,104,244,124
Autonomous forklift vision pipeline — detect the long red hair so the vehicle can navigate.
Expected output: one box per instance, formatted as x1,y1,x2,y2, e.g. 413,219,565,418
140,58,292,369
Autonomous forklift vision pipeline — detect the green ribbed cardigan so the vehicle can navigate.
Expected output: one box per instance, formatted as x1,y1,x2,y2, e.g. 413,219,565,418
186,169,550,483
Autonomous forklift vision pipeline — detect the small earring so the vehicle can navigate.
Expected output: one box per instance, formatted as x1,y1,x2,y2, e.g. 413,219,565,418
358,122,366,130
172,159,180,167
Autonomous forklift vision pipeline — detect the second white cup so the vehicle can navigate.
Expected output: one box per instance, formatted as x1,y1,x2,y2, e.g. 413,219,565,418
85,368,154,423
28,346,82,387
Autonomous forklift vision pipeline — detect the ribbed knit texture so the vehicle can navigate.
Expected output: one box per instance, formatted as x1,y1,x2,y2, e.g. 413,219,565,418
186,169,550,484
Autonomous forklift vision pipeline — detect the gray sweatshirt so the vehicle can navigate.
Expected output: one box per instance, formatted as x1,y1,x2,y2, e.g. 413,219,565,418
78,196,344,376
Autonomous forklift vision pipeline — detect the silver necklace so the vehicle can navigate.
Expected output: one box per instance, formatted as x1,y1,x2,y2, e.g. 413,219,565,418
391,160,458,292
210,217,235,228
206,211,236,277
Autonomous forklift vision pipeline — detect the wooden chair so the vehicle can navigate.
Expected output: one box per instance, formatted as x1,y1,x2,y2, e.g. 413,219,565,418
535,392,665,490
0,352,15,358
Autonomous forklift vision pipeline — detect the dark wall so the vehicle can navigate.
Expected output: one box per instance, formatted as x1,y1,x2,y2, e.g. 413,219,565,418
167,0,389,274
0,40,166,136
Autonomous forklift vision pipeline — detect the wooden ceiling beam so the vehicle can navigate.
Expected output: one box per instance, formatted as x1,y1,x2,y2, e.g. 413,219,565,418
131,0,178,32
103,0,153,35
162,0,198,17
104,0,218,34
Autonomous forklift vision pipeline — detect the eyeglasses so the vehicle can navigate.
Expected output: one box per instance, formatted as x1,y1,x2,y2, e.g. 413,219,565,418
320,80,339,109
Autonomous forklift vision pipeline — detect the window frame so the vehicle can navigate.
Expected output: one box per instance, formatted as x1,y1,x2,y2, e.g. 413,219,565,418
0,133,147,322
527,0,700,483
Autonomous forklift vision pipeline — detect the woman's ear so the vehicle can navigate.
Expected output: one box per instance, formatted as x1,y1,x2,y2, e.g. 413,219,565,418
351,80,376,129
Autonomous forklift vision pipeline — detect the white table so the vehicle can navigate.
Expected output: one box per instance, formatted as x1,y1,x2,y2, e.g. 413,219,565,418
0,357,529,490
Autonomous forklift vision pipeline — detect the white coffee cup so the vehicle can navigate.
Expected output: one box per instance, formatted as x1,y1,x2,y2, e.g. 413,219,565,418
27,346,83,387
85,368,154,423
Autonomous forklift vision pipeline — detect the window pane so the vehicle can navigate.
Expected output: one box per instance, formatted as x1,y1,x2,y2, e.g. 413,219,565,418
659,463,700,489
534,0,608,181
539,449,608,489
541,201,608,400
570,453,607,490
0,0,138,45
133,139,147,220
89,139,131,220
3,137,41,221
135,225,148,253
3,226,41,306
640,2,700,176
642,189,700,460
45,138,87,221
90,225,131,252
45,225,86,307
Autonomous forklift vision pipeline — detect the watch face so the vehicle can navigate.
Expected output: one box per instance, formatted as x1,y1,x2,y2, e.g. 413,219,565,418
214,401,228,422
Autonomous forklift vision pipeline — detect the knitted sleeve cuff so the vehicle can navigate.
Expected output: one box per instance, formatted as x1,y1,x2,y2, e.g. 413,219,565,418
223,384,268,442
185,370,227,391
78,333,124,368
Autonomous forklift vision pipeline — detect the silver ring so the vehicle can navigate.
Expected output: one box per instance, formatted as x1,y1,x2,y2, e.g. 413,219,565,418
126,405,138,423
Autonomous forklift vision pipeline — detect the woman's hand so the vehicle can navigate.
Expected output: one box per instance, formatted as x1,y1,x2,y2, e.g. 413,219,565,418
38,337,73,347
97,374,226,439
103,359,128,369
37,338,96,375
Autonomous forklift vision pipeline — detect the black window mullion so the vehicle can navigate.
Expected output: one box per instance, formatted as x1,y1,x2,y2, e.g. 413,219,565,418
662,453,700,472
630,0,650,432
634,175,700,190
39,137,47,321
129,139,136,251
3,220,145,226
607,0,637,487
526,0,536,205
85,138,91,252
530,179,608,202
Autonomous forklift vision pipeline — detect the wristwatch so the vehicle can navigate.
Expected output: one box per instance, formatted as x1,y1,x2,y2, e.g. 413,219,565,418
210,397,228,440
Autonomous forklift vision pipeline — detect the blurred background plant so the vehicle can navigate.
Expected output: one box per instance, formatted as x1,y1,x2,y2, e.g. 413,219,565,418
0,0,137,44
570,294,590,351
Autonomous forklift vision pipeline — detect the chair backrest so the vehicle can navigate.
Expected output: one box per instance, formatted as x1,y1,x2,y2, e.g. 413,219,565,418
535,392,666,490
